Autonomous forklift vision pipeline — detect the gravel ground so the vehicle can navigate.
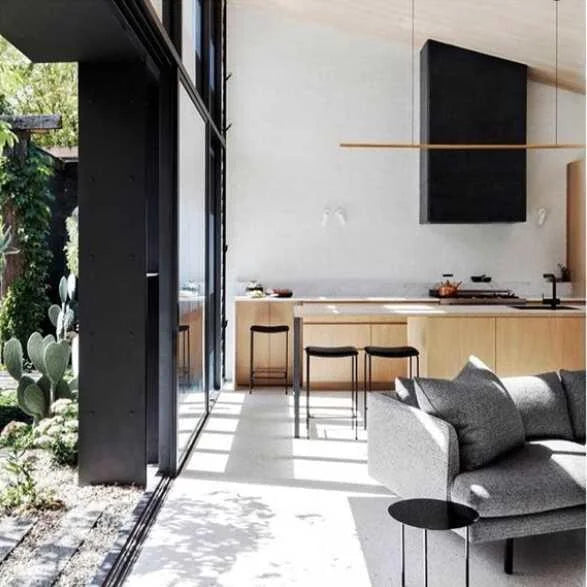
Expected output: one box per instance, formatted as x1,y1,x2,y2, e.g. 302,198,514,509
0,450,143,586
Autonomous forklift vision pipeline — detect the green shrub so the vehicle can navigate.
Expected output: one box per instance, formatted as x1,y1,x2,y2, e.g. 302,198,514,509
0,425,62,513
0,390,32,432
0,147,53,346
0,419,31,447
33,398,78,467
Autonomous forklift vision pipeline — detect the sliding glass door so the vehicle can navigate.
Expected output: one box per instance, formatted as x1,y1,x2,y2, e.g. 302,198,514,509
176,84,207,460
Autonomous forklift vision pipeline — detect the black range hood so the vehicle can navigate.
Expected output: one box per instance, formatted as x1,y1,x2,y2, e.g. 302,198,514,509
420,40,528,223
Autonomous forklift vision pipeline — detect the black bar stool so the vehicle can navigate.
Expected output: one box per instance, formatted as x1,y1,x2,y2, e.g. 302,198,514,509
249,324,289,394
178,324,190,383
305,346,359,440
363,346,420,429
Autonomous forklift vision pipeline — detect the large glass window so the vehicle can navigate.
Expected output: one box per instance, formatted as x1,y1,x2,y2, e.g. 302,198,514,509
177,83,207,459
181,0,197,84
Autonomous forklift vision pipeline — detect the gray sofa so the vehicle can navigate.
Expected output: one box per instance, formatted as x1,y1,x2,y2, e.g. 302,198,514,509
368,369,586,573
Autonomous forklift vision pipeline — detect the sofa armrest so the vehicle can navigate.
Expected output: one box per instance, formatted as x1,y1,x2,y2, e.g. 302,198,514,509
368,392,460,500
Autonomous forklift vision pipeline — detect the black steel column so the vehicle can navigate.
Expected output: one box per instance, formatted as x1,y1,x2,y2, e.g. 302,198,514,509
157,68,178,476
78,61,152,485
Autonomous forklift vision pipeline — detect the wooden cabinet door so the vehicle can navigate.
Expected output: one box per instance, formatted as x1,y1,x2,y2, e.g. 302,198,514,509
496,317,586,376
234,301,270,386
268,301,294,384
369,324,408,386
302,324,370,387
556,317,586,371
414,317,496,379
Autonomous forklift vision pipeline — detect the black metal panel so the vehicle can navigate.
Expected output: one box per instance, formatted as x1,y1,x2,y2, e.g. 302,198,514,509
157,70,178,476
420,40,527,223
0,0,140,62
78,62,152,486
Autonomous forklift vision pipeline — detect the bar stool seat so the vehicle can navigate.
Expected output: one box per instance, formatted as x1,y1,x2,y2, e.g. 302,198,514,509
306,346,358,358
251,324,289,334
305,345,359,440
364,345,419,359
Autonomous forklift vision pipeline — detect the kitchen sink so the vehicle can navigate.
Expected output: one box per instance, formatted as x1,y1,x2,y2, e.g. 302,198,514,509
508,304,576,311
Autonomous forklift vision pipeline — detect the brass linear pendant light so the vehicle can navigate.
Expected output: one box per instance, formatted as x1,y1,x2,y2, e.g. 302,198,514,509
340,0,585,151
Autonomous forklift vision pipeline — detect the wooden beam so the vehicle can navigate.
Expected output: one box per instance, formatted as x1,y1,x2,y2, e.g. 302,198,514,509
340,142,586,150
0,114,62,132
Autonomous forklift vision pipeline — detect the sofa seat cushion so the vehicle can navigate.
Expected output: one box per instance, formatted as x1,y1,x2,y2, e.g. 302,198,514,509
451,439,586,518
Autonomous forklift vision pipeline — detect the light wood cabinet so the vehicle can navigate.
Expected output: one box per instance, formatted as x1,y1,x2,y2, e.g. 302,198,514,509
496,317,585,376
408,317,496,378
567,159,585,297
267,301,294,382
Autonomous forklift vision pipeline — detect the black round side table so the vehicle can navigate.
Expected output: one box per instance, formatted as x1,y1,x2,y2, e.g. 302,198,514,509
388,498,479,587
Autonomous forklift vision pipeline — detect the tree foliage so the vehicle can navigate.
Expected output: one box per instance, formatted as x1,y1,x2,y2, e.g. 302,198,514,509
0,36,78,148
0,147,53,344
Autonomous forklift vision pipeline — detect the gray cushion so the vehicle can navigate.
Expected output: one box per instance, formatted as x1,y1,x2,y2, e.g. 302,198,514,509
502,372,574,440
451,439,586,517
414,356,525,471
560,370,586,441
394,377,418,407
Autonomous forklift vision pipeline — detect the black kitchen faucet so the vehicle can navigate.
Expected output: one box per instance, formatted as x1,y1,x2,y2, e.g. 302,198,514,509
542,273,560,309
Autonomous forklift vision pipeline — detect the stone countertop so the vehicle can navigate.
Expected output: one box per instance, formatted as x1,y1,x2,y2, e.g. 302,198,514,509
293,302,586,318
236,295,586,305
236,296,444,303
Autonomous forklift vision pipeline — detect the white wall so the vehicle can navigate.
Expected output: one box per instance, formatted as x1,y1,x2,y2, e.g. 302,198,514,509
226,3,585,375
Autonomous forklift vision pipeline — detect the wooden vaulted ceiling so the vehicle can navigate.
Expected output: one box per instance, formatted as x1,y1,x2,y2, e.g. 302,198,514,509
233,0,586,93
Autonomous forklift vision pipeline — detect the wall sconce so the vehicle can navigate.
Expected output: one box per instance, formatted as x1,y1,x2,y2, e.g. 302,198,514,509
321,208,331,227
334,207,347,226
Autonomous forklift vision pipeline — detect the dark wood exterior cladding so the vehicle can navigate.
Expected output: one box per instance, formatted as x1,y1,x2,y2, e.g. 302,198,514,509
420,40,528,223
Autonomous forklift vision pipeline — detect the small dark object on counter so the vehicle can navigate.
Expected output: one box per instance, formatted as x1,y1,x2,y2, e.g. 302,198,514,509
558,264,571,282
471,274,492,283
246,280,264,293
267,288,293,298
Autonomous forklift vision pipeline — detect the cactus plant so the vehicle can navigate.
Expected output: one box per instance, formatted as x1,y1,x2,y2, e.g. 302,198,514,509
48,274,76,342
3,334,75,424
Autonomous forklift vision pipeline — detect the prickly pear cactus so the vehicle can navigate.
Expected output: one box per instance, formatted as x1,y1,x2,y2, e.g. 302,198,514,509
48,304,60,328
27,332,46,376
4,335,75,424
4,337,23,381
22,383,47,424
52,274,77,341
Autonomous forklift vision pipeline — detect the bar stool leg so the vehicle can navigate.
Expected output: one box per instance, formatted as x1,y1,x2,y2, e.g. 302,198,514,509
284,331,289,395
249,331,254,394
350,356,355,434
409,355,412,379
354,355,358,440
466,526,471,587
416,354,420,377
363,352,367,430
306,353,310,439
400,523,406,587
366,354,372,430
187,328,191,381
423,529,428,587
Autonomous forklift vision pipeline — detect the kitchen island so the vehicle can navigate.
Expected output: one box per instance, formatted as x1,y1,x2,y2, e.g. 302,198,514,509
234,297,585,386
288,300,585,438
234,297,585,437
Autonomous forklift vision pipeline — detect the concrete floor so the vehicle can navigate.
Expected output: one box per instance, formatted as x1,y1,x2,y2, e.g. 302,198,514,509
125,389,585,586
